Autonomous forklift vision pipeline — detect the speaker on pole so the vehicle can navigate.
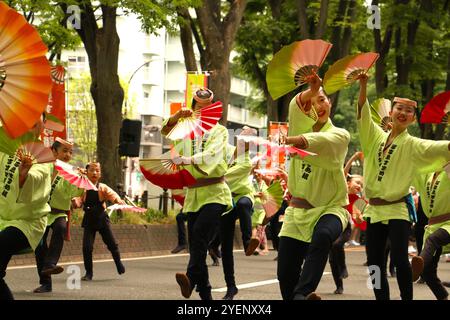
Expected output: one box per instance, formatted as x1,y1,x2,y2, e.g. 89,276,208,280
119,119,142,157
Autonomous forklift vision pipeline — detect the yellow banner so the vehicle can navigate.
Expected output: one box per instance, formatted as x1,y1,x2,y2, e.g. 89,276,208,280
185,73,209,110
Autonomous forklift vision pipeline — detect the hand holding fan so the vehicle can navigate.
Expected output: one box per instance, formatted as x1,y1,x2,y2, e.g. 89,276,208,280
260,180,284,219
370,98,392,132
139,150,196,189
54,159,97,190
266,39,333,100
323,52,379,95
0,2,52,138
166,101,222,140
16,141,55,164
420,91,450,124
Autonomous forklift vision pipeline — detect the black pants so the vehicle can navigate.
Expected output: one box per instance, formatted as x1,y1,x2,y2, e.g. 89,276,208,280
220,197,253,288
35,216,67,287
329,221,351,289
186,203,226,299
277,214,343,300
176,211,188,246
414,199,428,255
0,227,31,300
420,228,450,300
366,218,412,300
268,200,288,251
82,220,121,276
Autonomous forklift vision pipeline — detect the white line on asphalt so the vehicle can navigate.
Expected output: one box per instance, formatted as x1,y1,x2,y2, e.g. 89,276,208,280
211,272,331,292
7,250,245,270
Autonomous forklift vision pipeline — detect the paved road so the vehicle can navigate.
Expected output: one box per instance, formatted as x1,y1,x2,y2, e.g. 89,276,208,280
6,247,449,300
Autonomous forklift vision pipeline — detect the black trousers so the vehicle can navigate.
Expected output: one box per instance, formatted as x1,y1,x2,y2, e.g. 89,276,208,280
0,227,31,300
277,214,343,300
175,211,188,246
268,200,288,251
414,199,428,255
220,197,253,288
82,220,121,276
186,203,226,299
35,216,67,287
420,228,450,300
366,218,412,300
329,221,351,289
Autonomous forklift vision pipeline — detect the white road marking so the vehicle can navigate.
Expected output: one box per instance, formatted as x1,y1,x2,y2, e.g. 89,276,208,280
212,272,332,292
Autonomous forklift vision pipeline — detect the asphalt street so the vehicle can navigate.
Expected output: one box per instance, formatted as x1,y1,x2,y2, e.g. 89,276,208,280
6,247,449,300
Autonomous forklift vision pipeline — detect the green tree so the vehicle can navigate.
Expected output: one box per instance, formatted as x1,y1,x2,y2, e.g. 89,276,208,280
10,0,195,189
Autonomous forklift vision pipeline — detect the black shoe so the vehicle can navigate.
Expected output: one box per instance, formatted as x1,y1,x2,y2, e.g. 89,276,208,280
171,244,187,254
341,268,349,279
176,273,193,299
81,274,93,281
211,257,220,267
245,238,260,256
199,290,213,300
41,265,64,276
222,286,238,300
116,262,125,275
334,287,344,294
33,285,52,293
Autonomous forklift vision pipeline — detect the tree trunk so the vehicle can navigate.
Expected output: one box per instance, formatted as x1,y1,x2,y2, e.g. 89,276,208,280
65,3,124,189
177,8,198,72
194,0,247,126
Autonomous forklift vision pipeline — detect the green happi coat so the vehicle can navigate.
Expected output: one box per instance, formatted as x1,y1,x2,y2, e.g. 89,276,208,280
358,100,450,224
163,120,233,214
0,159,52,251
47,174,85,226
414,171,450,253
252,179,268,227
224,148,255,206
279,96,350,243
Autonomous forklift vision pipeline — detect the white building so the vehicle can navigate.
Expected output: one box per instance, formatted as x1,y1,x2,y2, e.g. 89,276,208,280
62,13,266,209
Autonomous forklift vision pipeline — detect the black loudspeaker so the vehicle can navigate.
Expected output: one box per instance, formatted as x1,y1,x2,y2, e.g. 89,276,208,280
119,119,142,157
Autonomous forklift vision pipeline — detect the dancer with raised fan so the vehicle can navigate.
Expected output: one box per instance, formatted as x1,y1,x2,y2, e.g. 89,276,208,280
162,88,232,300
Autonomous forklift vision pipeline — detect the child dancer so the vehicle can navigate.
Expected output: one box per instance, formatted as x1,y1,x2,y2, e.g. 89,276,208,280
75,162,126,281
277,74,350,300
33,138,85,293
357,74,450,300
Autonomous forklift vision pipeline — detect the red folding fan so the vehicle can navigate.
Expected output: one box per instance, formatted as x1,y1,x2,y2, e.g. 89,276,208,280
54,159,97,190
420,91,450,124
166,101,223,140
17,142,55,164
266,39,333,100
139,151,197,189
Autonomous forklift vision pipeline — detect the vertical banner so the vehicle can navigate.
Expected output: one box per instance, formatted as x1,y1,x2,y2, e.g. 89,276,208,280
42,65,67,147
170,102,183,116
185,72,209,110
266,121,289,169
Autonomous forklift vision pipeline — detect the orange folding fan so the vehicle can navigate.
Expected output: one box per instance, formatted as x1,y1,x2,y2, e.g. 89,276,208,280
0,2,52,138
323,52,379,95
266,39,332,100
139,151,197,189
166,101,223,140
420,91,450,124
